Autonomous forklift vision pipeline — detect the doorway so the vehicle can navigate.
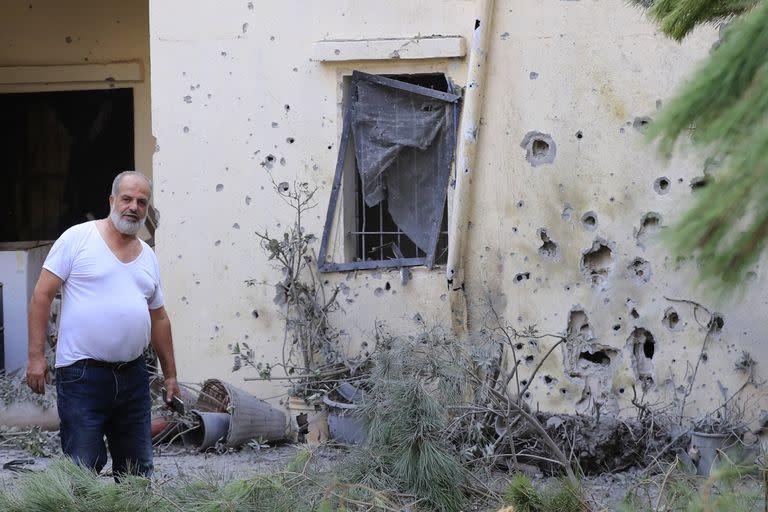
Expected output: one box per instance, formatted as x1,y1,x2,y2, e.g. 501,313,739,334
0,88,135,243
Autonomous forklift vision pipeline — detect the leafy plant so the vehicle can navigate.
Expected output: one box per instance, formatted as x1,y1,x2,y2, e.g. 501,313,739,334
342,332,469,512
621,458,763,512
238,179,352,397
504,474,589,512
504,473,543,512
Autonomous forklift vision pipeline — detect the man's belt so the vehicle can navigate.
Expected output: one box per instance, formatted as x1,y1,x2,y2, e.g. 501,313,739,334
79,357,142,370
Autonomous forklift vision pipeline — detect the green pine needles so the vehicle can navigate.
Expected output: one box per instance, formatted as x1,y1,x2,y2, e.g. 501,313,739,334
636,0,768,292
344,335,469,512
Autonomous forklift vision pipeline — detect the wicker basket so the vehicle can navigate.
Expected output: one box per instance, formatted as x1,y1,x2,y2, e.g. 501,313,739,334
196,379,287,446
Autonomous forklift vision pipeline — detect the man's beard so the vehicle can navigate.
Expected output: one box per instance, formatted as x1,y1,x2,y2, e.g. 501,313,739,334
109,207,145,235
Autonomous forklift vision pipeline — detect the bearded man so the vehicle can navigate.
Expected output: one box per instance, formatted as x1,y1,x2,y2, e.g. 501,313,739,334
26,171,180,478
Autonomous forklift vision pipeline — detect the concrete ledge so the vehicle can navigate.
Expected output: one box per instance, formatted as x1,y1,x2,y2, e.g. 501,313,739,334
0,61,143,85
311,35,465,62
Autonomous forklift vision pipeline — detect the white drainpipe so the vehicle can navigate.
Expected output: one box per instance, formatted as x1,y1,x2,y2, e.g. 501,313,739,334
447,0,495,335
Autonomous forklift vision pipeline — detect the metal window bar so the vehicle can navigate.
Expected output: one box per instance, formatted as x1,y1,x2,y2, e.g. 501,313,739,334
318,71,459,273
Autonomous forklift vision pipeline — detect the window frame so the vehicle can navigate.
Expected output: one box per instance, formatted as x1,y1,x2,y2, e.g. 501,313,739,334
317,70,459,273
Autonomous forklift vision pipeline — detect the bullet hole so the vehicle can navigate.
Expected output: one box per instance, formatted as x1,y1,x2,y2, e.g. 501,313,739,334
654,177,670,195
214,240,221,246
628,257,651,284
521,379,528,386
271,121,279,128
643,339,654,358
261,154,275,169
517,200,524,208
374,287,384,297
533,140,548,156
630,308,639,319
701,353,708,362
529,71,539,79
580,241,613,286
252,310,259,319
629,328,655,383
221,51,227,56
632,116,652,133
385,282,391,291
65,36,73,44
284,104,290,111
520,131,557,167
613,324,621,331
184,95,192,104
708,313,724,334
575,130,583,139
579,350,611,365
327,145,333,150
690,176,711,192
287,137,295,144
538,229,559,260
183,126,190,133
524,392,531,399
515,343,524,350
216,184,224,192
245,196,252,205
278,181,289,193
619,388,625,394
735,352,756,372
242,23,249,34
524,355,535,363
560,388,568,395
515,272,530,282
567,309,594,342
500,31,510,40
562,204,574,220
662,307,681,331
544,375,554,384
581,211,598,231
636,212,662,247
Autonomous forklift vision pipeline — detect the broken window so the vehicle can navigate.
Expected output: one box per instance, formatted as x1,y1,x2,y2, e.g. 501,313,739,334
318,71,459,272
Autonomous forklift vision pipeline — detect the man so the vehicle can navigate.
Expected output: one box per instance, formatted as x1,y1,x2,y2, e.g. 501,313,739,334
26,171,180,478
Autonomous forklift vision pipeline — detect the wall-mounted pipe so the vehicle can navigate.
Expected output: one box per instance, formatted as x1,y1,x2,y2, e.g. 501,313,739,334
446,0,495,336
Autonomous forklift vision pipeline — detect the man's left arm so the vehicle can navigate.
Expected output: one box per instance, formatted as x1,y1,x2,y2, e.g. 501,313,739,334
149,306,180,402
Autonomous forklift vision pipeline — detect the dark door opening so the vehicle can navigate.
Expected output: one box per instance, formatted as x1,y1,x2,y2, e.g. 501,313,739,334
0,88,135,242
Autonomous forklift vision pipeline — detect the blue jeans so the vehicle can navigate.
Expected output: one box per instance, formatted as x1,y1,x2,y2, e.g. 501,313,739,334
56,358,153,479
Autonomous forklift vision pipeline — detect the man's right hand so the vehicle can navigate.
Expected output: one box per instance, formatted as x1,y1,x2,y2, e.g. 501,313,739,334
26,356,50,394
27,269,62,395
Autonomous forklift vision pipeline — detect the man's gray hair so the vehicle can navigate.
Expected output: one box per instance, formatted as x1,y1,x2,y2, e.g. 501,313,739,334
111,171,153,199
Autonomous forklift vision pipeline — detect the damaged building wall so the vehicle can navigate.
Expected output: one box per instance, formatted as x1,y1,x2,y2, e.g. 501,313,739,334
149,0,768,418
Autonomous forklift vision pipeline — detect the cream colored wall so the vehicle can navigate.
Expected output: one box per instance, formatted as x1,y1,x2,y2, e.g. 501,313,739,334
0,0,153,179
149,1,768,418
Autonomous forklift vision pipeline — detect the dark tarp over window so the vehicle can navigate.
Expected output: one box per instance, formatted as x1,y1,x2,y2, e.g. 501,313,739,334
350,79,454,254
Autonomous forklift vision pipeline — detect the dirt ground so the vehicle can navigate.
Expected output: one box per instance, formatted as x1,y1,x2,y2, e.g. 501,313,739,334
0,440,644,511
0,388,673,510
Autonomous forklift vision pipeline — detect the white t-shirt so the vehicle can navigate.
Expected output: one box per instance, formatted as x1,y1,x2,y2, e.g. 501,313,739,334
43,221,165,367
